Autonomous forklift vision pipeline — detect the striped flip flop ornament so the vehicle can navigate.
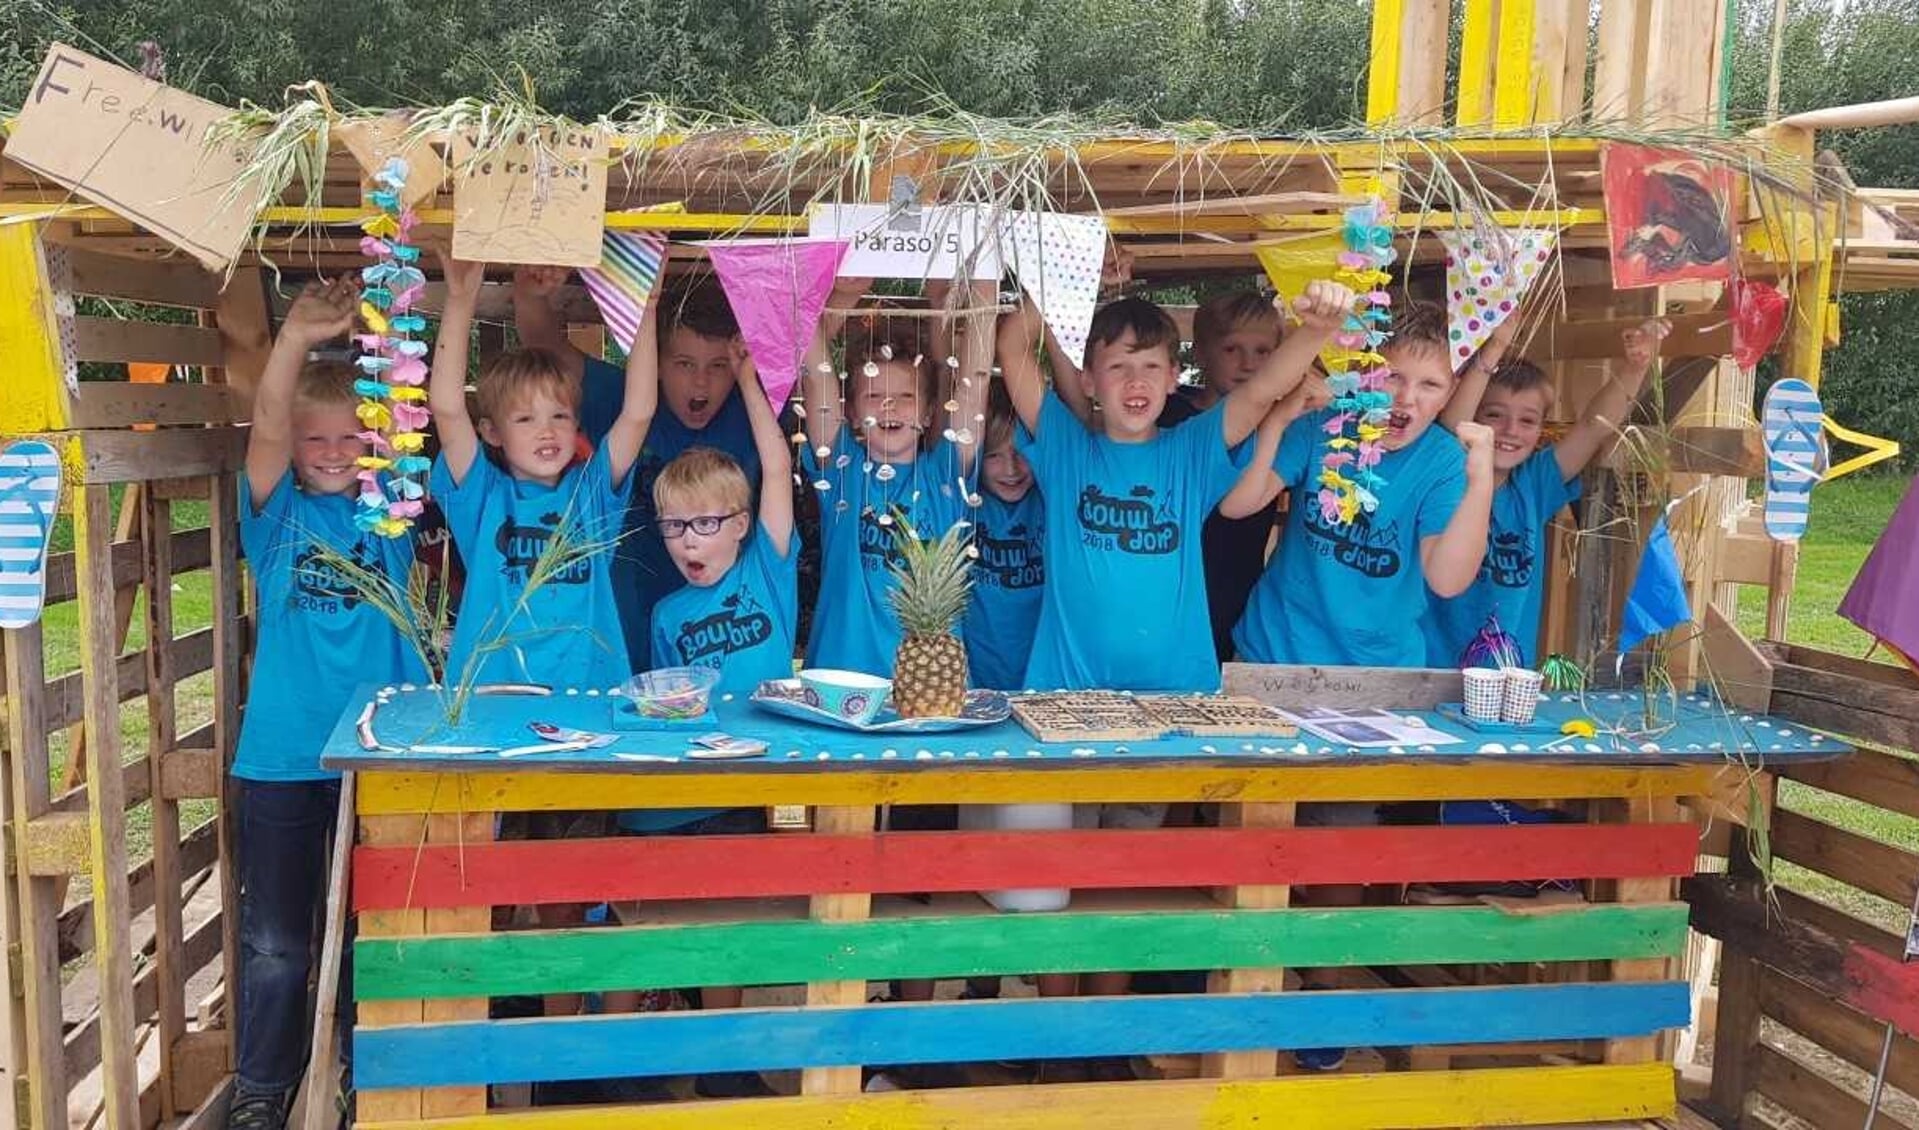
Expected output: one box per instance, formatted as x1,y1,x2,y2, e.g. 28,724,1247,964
1762,377,1825,543
0,440,64,629
579,230,668,355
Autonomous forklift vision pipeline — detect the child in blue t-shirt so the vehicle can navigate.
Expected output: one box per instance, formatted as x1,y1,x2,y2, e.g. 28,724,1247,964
963,383,1045,690
1424,317,1669,665
514,269,760,670
997,284,1353,694
798,277,994,676
229,277,424,1125
429,256,658,690
1229,300,1497,668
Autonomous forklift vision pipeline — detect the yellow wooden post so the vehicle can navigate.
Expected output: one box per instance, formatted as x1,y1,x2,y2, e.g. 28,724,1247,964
1366,0,1450,128
0,224,72,436
1491,0,1539,127
1457,0,1499,127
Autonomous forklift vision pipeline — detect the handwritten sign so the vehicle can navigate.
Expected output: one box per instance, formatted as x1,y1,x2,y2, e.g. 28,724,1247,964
809,203,1001,281
4,44,265,270
451,126,608,267
335,114,445,210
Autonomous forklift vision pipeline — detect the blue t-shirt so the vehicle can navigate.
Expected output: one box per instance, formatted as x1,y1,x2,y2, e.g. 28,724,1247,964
580,356,760,677
234,473,423,781
1019,394,1245,692
1424,447,1579,666
649,521,798,696
801,424,968,675
1235,410,1468,667
431,443,633,690
963,489,1045,691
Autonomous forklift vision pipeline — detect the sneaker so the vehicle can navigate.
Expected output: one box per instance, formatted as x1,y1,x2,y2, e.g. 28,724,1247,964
1294,1046,1347,1072
694,1071,775,1099
225,1090,290,1130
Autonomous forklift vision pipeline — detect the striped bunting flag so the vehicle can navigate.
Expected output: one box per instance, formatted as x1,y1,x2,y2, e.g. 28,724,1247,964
579,229,669,354
0,439,63,630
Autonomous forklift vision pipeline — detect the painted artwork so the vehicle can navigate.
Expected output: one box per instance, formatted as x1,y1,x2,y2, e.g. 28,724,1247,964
1602,145,1737,290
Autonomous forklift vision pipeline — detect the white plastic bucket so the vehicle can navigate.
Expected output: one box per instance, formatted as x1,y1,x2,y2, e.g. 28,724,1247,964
958,803,1074,912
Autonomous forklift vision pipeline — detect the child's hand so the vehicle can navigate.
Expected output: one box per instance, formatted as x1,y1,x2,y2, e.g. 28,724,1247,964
279,276,358,348
438,253,487,305
514,265,569,301
1291,280,1356,334
1100,243,1135,297
1456,420,1497,480
1622,318,1671,372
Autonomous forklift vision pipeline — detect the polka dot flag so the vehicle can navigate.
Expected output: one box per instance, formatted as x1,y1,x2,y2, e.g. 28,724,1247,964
1439,227,1557,372
1002,211,1107,366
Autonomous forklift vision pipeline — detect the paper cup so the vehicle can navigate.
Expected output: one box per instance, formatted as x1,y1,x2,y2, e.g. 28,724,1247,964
1501,669,1545,725
1462,668,1505,722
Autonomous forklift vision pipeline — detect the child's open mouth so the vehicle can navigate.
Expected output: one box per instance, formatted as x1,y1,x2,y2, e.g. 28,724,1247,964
687,396,711,416
685,560,708,579
535,444,564,461
1387,410,1411,431
1121,397,1151,415
1495,439,1526,454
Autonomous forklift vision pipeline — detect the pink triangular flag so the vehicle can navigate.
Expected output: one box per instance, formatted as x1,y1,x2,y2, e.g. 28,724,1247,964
579,229,668,354
704,237,850,413
1440,228,1557,372
1001,211,1107,367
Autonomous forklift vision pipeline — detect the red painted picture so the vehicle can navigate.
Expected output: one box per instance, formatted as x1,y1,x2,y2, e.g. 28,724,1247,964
1602,144,1738,289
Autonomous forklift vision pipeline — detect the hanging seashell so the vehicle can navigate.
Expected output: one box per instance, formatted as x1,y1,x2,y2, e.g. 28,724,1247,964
834,453,851,469
953,427,974,445
876,512,894,526
874,463,898,482
862,416,878,428
862,361,879,378
792,403,806,418
942,428,958,443
945,356,960,368
816,362,835,374
943,399,960,413
815,445,832,461
812,479,832,492
879,343,894,360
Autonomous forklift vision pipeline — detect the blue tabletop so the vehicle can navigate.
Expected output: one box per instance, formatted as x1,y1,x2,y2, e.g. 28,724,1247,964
319,683,1847,774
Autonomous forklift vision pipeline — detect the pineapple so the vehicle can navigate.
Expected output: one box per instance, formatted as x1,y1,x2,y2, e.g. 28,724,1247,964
887,518,974,718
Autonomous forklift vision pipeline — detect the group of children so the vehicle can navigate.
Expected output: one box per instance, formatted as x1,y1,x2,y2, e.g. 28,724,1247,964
227,245,1666,1124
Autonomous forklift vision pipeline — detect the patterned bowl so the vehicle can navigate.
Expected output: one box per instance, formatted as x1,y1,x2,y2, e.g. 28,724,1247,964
797,668,893,727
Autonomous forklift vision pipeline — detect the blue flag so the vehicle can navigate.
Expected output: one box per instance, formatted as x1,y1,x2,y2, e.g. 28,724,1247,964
1618,515,1693,657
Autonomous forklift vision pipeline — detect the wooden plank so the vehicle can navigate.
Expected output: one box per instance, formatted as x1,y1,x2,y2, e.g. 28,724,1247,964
1700,606,1773,713
1772,885,1903,960
74,483,140,1128
80,426,246,484
353,981,1692,1088
1759,965,1919,1101
1222,663,1463,709
1752,1043,1910,1130
143,489,187,1117
167,1030,230,1122
352,763,1717,815
354,1063,1677,1130
57,817,219,964
1715,530,1776,588
207,473,242,1036
212,268,272,412
1,621,67,1129
0,225,73,432
69,382,245,429
299,775,355,1130
1490,0,1538,127
1455,0,1497,127
1768,687,1919,752
1205,800,1289,1078
1534,313,1732,363
1770,807,1919,907
1705,816,1768,1126
802,804,873,1097
40,622,223,736
21,811,92,875
354,903,1689,1002
1602,795,1684,1066
352,822,1700,910
353,814,428,1124
65,893,224,1082
1667,426,1764,478
157,748,221,801
421,812,491,1120
55,245,222,308
1779,748,1919,823
29,526,212,610
69,315,226,366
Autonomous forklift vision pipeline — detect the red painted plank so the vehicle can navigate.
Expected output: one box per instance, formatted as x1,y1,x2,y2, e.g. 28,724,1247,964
1843,943,1919,1039
353,823,1699,911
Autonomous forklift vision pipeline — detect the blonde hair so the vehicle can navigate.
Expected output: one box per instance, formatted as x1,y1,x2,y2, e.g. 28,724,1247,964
474,347,579,424
983,381,1019,455
1193,291,1280,351
1387,299,1450,360
293,360,359,411
654,446,752,516
1487,357,1556,411
844,318,937,405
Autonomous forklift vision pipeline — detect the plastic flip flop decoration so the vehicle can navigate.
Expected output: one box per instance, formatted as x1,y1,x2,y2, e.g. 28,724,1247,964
354,157,430,537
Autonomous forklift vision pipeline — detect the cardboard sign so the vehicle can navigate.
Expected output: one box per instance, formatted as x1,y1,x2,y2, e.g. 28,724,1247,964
4,44,265,270
809,203,1001,280
451,126,608,267
335,114,445,210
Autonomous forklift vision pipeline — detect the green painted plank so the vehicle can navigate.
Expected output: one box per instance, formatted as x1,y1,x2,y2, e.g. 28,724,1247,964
355,903,1688,1002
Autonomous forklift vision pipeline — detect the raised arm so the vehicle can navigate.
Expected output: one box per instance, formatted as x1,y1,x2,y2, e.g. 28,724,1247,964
950,279,996,474
1420,421,1497,598
1555,318,1669,479
430,255,486,484
246,277,357,508
800,276,869,456
511,265,588,383
1222,281,1352,446
1215,402,1291,520
736,348,794,553
994,295,1048,435
603,273,663,485
1441,315,1518,429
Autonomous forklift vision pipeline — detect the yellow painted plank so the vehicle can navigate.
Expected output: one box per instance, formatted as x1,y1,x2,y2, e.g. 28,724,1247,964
1366,0,1405,126
1457,0,1498,127
356,1063,1674,1130
354,764,1717,815
0,223,70,433
1492,0,1540,127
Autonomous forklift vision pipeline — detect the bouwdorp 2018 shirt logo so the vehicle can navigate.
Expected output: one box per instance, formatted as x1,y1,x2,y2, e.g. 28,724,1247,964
673,589,774,666
1302,503,1403,579
291,540,378,614
495,511,592,586
977,521,1043,589
1077,484,1179,555
1484,529,1534,588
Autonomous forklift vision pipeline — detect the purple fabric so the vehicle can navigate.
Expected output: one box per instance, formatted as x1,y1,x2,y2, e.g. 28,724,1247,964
1839,476,1919,659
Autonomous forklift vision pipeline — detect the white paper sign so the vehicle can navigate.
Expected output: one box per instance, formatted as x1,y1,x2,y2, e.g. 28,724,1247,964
808,203,1001,280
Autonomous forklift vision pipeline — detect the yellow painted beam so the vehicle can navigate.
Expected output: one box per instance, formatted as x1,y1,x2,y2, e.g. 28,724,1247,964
0,223,71,433
357,1063,1675,1130
1457,0,1499,128
1492,0,1540,128
353,763,1717,816
1366,0,1406,127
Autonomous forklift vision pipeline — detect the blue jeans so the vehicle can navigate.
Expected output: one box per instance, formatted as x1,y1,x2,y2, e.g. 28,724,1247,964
234,778,343,1095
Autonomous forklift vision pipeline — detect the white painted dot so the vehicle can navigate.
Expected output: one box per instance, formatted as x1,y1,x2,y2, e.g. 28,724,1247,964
1481,743,1507,754
1512,744,1530,752
992,750,1009,759
1778,729,1794,738
1072,747,1096,757
915,751,933,761
817,752,832,761
1584,743,1602,753
851,753,865,760
1200,744,1217,754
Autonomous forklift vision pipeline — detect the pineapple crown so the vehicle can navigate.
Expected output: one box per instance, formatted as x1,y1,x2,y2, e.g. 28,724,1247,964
885,513,974,635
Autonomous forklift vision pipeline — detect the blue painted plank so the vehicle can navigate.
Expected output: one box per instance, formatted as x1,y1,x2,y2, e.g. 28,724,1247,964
355,981,1690,1088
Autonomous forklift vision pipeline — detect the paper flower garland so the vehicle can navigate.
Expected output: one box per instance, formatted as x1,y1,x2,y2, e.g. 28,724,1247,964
1315,198,1397,527
352,157,431,537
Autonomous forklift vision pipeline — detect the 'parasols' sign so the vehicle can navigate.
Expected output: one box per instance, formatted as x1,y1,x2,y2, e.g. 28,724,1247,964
810,203,1001,281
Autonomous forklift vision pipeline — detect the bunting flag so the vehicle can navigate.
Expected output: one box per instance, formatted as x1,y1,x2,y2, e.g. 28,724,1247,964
704,237,850,414
1001,211,1107,366
1617,515,1693,657
1839,477,1919,670
1440,228,1556,372
579,229,669,356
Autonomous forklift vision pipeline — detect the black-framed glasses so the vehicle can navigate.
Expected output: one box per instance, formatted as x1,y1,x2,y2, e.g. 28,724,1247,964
657,510,744,539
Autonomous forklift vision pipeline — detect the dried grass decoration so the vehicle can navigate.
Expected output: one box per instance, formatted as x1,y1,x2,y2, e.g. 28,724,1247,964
1315,197,1397,527
352,157,431,537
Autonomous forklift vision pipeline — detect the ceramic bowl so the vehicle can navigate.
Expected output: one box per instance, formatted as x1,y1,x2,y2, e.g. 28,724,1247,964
622,666,720,720
797,668,892,726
